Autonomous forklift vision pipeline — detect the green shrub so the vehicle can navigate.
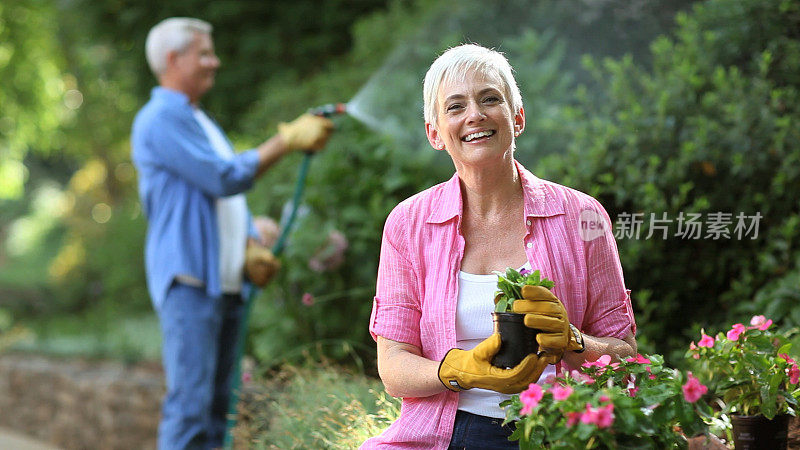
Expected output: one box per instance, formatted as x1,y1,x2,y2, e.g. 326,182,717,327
234,362,400,449
533,0,800,360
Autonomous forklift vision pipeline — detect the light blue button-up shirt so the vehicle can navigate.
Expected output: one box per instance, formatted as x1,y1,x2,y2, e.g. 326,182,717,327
131,87,259,309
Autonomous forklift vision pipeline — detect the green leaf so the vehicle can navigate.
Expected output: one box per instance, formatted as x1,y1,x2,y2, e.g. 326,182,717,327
495,297,510,313
506,267,522,282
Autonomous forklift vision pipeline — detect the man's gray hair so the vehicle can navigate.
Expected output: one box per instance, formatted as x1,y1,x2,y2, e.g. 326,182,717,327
145,17,212,77
423,44,522,130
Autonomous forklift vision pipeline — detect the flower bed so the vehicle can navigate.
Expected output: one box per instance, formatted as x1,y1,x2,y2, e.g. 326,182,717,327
502,316,800,448
503,354,711,448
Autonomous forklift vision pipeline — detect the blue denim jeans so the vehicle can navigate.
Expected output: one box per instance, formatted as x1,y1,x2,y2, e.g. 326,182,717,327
448,410,518,450
157,283,245,450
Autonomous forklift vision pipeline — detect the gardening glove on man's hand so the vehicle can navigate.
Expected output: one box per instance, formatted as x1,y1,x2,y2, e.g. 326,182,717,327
512,285,585,360
277,113,334,152
438,333,557,394
244,241,281,287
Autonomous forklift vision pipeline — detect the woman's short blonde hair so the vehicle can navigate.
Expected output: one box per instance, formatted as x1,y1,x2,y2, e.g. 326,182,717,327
423,44,522,130
145,17,212,77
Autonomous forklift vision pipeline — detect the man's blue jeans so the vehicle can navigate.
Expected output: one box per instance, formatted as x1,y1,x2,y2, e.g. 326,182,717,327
157,283,245,450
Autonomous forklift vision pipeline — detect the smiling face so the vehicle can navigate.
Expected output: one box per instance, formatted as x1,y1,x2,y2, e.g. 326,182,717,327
169,32,220,103
425,69,525,170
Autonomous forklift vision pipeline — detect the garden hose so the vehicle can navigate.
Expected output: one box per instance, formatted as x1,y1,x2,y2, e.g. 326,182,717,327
223,104,346,448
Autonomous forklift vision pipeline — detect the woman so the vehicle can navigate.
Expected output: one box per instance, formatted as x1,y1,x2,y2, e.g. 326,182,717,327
363,44,636,449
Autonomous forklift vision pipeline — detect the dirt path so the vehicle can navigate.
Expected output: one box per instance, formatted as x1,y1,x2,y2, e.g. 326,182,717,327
0,353,163,450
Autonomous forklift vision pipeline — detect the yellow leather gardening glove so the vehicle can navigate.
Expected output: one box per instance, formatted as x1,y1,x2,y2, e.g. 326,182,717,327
244,242,281,287
277,113,334,151
512,285,585,361
438,333,557,394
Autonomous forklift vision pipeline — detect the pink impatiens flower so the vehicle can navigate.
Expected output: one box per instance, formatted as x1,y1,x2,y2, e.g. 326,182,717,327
596,403,615,428
301,292,315,306
549,385,574,401
566,411,581,427
682,373,708,403
689,341,700,359
580,403,597,425
789,364,800,385
698,333,715,348
581,403,615,428
625,354,651,364
570,370,596,385
520,383,544,415
581,354,619,374
750,315,773,330
727,323,746,341
583,354,613,368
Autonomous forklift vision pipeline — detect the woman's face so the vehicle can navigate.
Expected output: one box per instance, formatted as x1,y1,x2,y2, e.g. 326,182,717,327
425,69,524,169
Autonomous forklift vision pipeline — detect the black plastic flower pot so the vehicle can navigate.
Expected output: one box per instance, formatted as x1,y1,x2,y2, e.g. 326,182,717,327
731,414,790,450
490,312,539,369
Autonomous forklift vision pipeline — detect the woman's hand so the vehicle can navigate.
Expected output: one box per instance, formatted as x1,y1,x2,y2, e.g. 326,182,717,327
512,285,584,360
438,333,557,394
513,285,637,366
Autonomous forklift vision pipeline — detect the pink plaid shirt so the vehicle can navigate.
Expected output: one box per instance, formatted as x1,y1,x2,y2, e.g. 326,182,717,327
362,161,635,449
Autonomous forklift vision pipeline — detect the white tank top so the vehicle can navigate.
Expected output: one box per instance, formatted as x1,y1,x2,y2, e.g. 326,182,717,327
193,108,248,294
455,261,555,418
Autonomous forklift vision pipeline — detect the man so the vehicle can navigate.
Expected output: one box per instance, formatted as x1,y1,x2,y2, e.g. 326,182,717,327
131,17,333,449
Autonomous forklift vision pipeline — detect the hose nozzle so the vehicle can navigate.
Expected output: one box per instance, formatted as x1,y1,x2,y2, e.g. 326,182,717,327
309,103,347,118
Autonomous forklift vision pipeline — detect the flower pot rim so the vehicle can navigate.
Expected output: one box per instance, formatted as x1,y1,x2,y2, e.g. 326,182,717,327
731,413,791,419
491,311,525,317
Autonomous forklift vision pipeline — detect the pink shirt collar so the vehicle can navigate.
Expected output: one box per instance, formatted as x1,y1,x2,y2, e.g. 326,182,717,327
426,160,565,225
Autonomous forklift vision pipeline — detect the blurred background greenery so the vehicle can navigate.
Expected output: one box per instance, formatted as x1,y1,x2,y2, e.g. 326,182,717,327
2,1,800,440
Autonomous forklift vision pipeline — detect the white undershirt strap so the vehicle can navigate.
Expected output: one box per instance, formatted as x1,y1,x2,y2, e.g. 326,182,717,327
193,108,249,294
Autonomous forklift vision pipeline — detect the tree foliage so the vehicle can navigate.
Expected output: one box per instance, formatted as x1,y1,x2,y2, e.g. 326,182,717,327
66,0,392,130
535,0,800,358
0,0,65,198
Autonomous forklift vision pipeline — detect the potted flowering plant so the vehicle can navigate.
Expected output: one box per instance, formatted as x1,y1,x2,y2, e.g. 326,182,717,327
502,353,713,449
493,267,555,313
491,268,554,368
686,315,800,448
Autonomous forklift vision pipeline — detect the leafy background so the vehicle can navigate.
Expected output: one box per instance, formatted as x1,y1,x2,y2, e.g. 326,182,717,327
2,0,799,397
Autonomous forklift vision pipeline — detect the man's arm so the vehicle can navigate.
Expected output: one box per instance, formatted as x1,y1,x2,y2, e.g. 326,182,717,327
254,113,334,177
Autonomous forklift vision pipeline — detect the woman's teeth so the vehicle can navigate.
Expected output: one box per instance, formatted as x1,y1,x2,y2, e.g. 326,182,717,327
463,130,494,142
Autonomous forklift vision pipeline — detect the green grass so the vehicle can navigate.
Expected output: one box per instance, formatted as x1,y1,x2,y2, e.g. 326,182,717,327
234,361,400,449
